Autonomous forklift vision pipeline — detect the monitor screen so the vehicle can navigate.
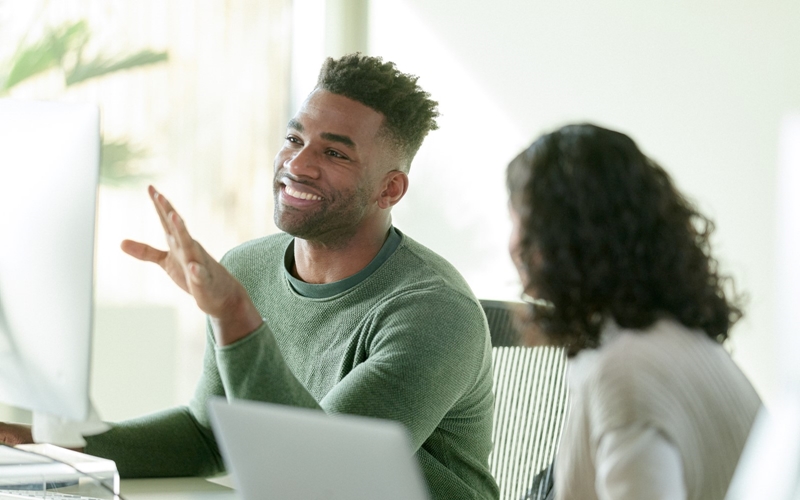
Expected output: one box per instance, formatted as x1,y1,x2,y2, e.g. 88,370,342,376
0,99,99,423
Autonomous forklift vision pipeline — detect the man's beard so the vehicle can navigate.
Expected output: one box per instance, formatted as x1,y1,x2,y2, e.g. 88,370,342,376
273,176,372,247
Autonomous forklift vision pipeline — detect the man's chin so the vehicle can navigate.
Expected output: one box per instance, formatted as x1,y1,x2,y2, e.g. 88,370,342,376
274,215,316,239
275,218,360,248
274,205,305,232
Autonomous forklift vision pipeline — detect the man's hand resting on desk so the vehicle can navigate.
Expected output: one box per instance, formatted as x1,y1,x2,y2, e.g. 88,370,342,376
0,422,32,445
0,423,87,452
121,186,263,346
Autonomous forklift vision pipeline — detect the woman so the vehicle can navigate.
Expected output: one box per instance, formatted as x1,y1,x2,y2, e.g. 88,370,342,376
507,124,762,500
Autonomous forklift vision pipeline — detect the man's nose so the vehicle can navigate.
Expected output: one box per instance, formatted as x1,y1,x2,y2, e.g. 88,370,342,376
284,147,321,179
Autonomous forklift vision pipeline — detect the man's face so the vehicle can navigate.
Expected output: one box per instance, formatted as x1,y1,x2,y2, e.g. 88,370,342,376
273,90,392,244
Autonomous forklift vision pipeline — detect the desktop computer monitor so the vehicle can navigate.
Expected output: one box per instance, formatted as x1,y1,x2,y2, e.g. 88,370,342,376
0,99,99,427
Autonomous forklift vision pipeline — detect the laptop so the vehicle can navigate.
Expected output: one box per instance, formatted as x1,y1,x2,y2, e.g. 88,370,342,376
208,398,431,500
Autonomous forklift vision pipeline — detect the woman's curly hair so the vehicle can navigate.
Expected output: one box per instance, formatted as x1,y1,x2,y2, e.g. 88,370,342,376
317,53,439,170
507,124,743,356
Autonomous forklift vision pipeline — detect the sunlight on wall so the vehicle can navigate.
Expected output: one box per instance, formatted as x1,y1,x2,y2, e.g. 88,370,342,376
369,1,527,302
290,0,326,112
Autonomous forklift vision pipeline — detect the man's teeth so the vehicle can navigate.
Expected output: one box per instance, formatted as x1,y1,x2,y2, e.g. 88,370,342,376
285,185,322,201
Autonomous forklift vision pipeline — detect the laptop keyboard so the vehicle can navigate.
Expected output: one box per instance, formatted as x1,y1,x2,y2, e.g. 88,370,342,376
0,490,105,500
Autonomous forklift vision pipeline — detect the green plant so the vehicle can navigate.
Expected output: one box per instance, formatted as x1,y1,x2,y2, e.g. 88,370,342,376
0,20,169,185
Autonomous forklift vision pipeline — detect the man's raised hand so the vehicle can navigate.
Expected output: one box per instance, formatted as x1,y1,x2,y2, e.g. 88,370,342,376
120,186,192,294
121,186,263,346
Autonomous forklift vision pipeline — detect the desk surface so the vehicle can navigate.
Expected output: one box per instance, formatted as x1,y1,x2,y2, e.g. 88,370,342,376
120,477,238,500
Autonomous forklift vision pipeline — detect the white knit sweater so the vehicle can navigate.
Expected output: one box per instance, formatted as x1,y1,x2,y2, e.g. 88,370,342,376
555,318,762,500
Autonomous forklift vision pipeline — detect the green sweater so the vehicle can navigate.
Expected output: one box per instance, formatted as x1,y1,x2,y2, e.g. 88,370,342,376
85,229,499,500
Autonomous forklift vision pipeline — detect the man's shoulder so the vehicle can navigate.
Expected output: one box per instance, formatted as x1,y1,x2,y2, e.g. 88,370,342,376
220,232,292,272
364,230,487,335
388,230,475,298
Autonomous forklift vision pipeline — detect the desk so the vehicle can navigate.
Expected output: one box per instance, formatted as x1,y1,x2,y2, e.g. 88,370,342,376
120,477,238,500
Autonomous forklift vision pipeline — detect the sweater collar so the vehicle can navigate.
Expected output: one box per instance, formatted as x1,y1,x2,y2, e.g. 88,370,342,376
282,227,403,299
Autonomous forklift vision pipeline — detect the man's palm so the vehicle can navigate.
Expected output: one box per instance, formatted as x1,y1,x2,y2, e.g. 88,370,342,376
120,186,263,346
120,238,190,294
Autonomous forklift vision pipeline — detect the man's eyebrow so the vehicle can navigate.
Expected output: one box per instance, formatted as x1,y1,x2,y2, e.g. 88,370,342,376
287,119,303,131
321,132,356,149
286,119,355,149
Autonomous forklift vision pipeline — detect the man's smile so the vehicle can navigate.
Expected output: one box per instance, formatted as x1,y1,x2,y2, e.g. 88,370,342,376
284,184,323,201
277,178,325,208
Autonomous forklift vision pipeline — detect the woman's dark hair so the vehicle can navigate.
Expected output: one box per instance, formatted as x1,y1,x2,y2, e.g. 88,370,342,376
507,123,742,356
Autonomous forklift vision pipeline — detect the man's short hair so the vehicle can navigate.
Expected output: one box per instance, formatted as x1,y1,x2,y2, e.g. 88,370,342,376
316,53,439,170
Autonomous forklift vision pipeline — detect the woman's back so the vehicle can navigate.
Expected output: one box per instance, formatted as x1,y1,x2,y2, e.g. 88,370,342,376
556,318,761,500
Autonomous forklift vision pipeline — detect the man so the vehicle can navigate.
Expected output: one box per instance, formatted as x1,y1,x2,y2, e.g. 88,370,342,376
1,54,499,500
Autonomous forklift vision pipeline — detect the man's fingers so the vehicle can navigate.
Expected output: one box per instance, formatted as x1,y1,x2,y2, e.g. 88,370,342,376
121,239,168,264
140,186,217,296
152,186,181,229
148,185,171,235
168,210,196,252
157,195,211,280
151,186,192,253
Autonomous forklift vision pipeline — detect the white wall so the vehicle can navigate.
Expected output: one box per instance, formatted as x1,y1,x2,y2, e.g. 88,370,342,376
775,116,800,387
370,0,800,406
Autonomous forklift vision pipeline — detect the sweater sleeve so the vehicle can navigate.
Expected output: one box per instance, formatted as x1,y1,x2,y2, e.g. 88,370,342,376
83,406,223,478
214,322,321,411
215,288,489,450
83,325,227,478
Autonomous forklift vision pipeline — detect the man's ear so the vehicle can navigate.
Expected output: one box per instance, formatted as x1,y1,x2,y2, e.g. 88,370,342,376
377,170,409,209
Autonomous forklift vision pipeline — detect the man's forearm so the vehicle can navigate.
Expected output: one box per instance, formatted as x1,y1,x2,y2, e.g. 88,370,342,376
84,407,224,478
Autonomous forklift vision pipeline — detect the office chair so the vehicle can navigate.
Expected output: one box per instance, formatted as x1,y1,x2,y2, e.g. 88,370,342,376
480,300,569,500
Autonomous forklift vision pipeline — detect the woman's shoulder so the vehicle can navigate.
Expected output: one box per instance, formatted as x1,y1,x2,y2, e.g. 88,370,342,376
594,318,720,375
571,321,699,399
571,317,755,428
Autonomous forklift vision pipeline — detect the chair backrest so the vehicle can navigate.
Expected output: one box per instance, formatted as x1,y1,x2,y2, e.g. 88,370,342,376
481,300,569,500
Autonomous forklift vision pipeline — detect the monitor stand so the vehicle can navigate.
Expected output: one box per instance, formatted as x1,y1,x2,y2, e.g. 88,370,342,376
0,443,119,496
32,408,110,449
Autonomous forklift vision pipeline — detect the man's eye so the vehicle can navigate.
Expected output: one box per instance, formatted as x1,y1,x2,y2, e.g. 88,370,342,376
286,136,301,144
326,150,347,159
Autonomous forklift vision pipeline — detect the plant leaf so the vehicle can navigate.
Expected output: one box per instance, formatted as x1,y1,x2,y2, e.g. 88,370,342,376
100,139,152,186
66,50,168,87
2,21,90,92
3,41,60,92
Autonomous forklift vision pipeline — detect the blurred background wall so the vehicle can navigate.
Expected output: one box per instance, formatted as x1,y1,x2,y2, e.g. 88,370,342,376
0,0,797,422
